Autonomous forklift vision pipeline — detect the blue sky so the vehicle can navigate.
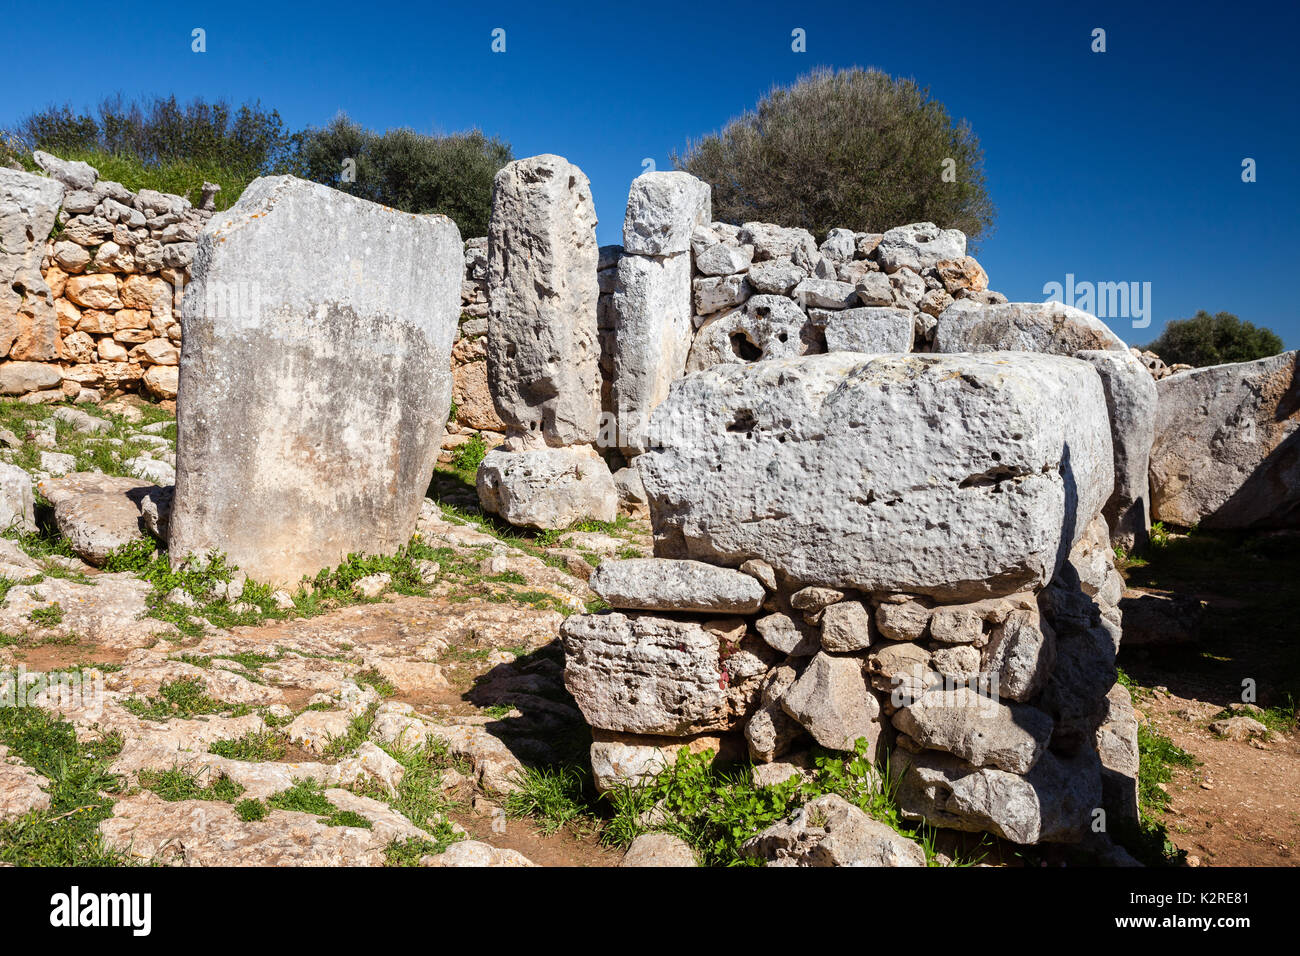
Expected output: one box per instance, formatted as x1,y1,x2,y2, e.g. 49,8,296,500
3,0,1296,348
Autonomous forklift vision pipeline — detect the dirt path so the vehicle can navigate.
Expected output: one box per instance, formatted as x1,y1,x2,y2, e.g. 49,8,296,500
1118,529,1300,867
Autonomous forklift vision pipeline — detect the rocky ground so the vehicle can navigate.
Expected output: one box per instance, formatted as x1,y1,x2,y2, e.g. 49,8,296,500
0,396,1294,867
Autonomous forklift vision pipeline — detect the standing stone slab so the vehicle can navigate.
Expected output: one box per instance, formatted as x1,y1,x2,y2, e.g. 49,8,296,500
1149,351,1299,529
639,352,1113,601
611,252,693,455
1,168,66,363
170,176,461,587
486,155,600,446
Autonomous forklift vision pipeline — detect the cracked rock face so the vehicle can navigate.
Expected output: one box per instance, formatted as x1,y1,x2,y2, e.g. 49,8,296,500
169,176,462,587
638,352,1114,601
1149,350,1300,529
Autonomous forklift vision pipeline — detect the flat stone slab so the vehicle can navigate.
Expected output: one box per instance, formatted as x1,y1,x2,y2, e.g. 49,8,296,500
638,352,1114,601
589,558,765,613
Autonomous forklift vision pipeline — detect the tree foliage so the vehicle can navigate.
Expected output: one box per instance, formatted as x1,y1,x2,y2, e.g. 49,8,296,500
673,67,995,244
1144,311,1284,367
289,115,512,238
4,96,297,209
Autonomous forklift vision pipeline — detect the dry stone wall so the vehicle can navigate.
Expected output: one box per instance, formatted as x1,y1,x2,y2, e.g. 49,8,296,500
0,152,215,404
561,350,1138,847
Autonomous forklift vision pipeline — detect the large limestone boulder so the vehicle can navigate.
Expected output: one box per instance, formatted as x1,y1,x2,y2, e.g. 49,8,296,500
1076,349,1157,548
933,300,1155,548
476,446,616,530
560,612,764,735
638,352,1114,601
611,252,693,455
1149,351,1299,529
1,168,66,364
169,176,461,587
486,155,600,446
589,557,765,614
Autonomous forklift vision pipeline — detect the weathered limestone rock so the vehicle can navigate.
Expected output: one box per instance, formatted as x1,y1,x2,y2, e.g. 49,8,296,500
639,353,1114,601
745,664,804,762
486,155,600,446
33,150,96,190
875,222,966,274
611,252,693,455
170,176,461,587
934,299,1126,355
931,300,1151,548
742,794,926,867
892,744,1101,844
817,307,914,354
686,295,824,373
38,473,171,567
819,600,874,652
1,168,65,363
622,832,698,867
421,841,536,867
0,362,63,395
0,746,51,820
1075,349,1157,548
560,612,756,735
981,608,1056,702
1096,682,1139,825
780,651,882,754
588,729,736,792
589,558,765,613
891,687,1053,774
1149,351,1299,529
0,462,36,532
476,446,616,530
622,171,711,256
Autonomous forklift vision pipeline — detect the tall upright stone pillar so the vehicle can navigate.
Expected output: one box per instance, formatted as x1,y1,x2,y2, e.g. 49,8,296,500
477,155,615,529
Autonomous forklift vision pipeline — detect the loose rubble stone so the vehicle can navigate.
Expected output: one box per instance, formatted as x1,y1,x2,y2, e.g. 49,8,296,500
169,176,461,586
477,446,616,530
38,473,170,566
875,222,966,274
781,651,881,754
621,832,698,867
1149,351,1299,529
486,154,600,446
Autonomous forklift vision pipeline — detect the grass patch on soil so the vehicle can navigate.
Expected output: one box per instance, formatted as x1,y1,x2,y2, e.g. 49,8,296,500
0,706,126,866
